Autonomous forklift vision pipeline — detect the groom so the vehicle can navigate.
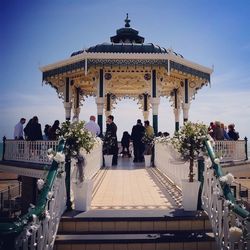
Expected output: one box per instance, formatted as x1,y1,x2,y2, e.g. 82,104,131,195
106,115,118,166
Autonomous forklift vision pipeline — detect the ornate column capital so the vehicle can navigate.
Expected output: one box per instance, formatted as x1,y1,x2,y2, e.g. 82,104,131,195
143,111,149,121
151,97,160,115
64,102,72,121
95,97,104,115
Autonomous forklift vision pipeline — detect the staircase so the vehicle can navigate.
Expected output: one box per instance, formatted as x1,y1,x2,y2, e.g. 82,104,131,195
54,210,215,250
54,161,216,250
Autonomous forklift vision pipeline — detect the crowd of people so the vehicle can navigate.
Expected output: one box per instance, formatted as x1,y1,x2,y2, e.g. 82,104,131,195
14,116,62,141
14,116,240,166
104,117,157,165
208,121,240,141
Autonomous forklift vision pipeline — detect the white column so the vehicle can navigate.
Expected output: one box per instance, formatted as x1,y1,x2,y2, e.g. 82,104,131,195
182,103,190,122
64,102,72,121
143,111,149,121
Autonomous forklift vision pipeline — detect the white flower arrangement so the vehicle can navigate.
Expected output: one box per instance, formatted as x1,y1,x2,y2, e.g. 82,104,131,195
171,122,209,182
47,149,65,163
214,158,220,164
37,178,45,190
220,173,235,185
61,120,96,156
47,191,53,200
229,226,243,243
53,152,65,163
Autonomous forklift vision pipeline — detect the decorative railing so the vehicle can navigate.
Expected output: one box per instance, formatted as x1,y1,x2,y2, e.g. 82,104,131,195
4,139,58,164
0,182,22,217
0,140,66,250
154,142,198,188
214,138,248,162
202,140,250,250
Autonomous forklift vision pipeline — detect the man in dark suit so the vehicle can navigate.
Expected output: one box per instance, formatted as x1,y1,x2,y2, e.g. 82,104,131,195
106,115,118,165
131,119,145,162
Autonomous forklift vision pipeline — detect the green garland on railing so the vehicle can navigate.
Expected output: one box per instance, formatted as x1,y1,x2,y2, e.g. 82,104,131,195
204,140,250,219
0,140,65,249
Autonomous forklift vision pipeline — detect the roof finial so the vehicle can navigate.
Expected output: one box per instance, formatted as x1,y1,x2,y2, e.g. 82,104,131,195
125,13,130,28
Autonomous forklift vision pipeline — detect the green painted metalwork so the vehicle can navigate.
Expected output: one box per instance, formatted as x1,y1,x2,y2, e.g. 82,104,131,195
0,140,65,248
66,78,70,102
153,115,158,135
43,60,85,80
184,79,188,103
65,155,72,211
99,69,104,98
197,157,205,210
175,122,179,132
204,140,250,218
152,70,156,98
98,115,103,136
170,61,210,81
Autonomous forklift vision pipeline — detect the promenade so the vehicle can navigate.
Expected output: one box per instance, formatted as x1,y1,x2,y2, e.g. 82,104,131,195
91,157,180,211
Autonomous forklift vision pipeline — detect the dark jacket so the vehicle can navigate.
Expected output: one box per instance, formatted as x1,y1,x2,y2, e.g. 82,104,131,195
131,124,145,144
29,123,43,141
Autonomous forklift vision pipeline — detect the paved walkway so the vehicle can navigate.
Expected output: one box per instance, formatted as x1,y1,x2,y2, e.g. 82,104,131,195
91,157,177,210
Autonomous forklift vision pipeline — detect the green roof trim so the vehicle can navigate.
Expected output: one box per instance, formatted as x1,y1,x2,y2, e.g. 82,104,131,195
170,61,210,81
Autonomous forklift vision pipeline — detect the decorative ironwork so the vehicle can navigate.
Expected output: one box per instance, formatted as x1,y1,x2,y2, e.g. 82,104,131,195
144,73,151,80
104,72,112,80
170,61,210,81
88,59,168,68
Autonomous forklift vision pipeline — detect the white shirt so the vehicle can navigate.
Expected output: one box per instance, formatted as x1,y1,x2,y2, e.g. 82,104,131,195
14,122,24,139
85,120,100,136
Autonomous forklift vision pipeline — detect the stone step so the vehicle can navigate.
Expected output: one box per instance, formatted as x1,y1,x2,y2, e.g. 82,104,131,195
59,210,212,234
54,232,216,250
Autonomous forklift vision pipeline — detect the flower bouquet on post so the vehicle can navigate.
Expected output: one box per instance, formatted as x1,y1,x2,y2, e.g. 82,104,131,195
60,120,96,211
171,121,208,210
61,120,95,183
142,132,154,167
102,131,116,167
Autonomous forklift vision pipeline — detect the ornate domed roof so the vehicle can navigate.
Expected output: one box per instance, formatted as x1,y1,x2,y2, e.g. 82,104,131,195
71,14,180,56
110,14,144,44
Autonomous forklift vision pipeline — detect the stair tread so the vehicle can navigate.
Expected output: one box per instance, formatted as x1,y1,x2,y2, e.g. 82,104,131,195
56,232,215,243
61,209,209,221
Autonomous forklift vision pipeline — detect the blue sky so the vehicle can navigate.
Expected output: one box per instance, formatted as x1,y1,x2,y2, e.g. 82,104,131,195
1,0,250,140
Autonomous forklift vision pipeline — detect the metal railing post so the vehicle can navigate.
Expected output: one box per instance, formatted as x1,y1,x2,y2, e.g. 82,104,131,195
2,136,6,161
197,156,204,210
65,154,72,211
245,137,248,161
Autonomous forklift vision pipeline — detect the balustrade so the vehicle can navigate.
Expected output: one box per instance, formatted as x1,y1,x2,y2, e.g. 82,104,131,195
214,140,247,162
202,141,250,250
154,142,198,188
4,140,58,164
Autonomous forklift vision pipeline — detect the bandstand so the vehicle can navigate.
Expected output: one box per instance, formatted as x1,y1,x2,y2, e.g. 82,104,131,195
41,15,213,134
2,16,250,250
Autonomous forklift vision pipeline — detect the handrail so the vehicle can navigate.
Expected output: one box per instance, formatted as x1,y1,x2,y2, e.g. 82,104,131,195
0,140,65,249
203,139,250,249
205,140,250,218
